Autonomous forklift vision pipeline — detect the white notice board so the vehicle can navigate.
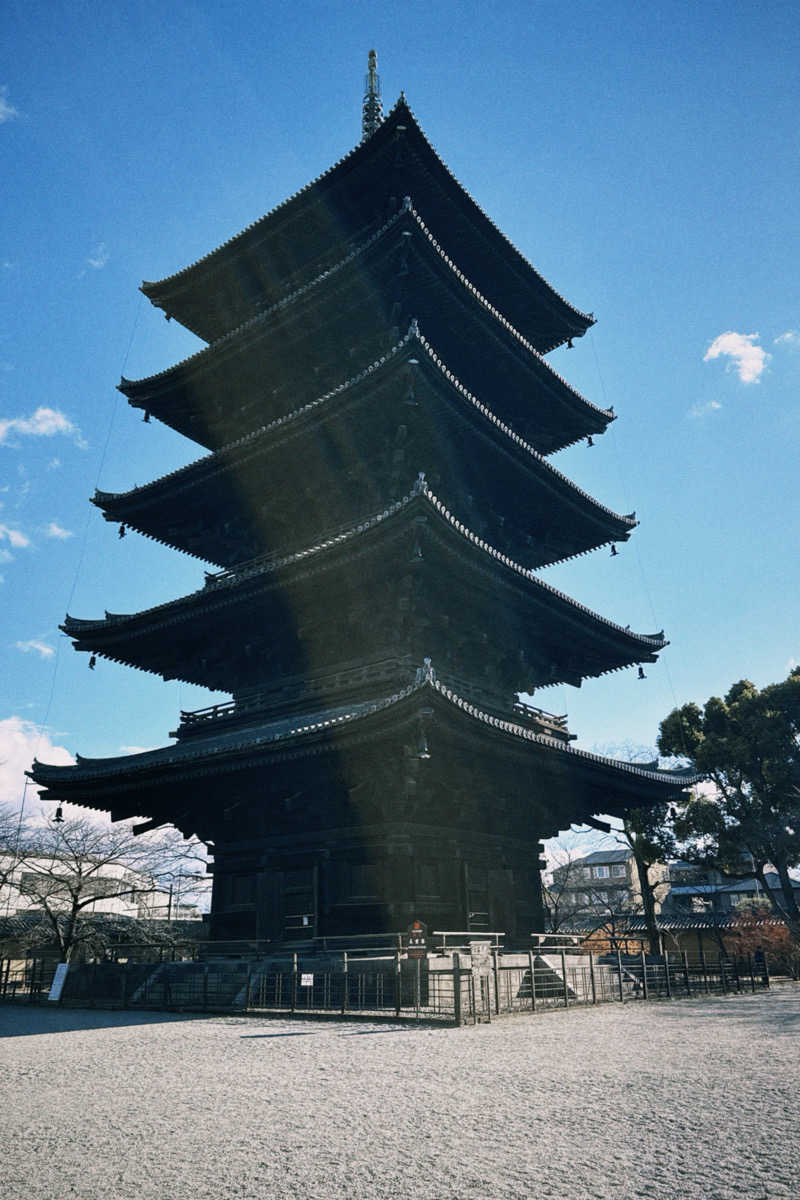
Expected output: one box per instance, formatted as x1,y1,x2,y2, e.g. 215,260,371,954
48,963,70,1002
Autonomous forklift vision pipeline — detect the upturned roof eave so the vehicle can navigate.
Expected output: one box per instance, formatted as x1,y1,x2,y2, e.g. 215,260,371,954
28,668,697,798
123,203,608,433
97,333,634,553
63,482,666,671
141,98,594,343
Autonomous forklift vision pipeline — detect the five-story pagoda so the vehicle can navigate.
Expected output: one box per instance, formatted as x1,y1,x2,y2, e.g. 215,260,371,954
31,55,692,945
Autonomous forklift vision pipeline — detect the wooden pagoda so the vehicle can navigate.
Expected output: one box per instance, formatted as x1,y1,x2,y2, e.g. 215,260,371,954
31,59,694,945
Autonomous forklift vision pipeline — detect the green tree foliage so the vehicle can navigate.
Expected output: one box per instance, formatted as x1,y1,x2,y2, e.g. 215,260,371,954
657,668,800,941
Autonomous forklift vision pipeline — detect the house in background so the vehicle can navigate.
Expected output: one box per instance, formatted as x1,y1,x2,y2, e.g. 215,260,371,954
0,854,201,922
660,861,800,917
548,847,669,922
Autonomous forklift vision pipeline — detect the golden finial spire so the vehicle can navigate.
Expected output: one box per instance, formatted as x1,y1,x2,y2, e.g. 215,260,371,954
362,49,383,141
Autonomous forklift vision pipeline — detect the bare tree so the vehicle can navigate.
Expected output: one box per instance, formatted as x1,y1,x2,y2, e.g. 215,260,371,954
11,816,208,961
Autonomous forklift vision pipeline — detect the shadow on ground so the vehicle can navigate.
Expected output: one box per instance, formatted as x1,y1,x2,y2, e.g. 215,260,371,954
0,1004,212,1038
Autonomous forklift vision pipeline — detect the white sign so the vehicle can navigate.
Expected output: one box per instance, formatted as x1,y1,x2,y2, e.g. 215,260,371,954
300,973,314,987
48,962,70,1002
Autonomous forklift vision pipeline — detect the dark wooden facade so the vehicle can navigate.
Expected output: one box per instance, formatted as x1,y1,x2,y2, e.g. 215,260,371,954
31,93,693,946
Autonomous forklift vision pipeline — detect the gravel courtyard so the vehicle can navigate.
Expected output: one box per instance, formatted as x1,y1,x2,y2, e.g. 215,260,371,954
2,988,798,1200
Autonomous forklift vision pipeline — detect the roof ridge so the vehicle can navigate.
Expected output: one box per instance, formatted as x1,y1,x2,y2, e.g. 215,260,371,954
142,98,592,330
70,480,665,652
123,200,603,409
99,328,633,535
32,666,697,788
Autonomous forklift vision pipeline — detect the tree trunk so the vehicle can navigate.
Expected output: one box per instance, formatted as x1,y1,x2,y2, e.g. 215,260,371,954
634,853,661,956
769,858,800,946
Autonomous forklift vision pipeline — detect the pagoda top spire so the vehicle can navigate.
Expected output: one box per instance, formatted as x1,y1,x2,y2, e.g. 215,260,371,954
361,49,383,141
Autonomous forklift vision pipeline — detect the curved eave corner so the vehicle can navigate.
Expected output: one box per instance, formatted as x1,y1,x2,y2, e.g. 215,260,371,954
26,668,700,797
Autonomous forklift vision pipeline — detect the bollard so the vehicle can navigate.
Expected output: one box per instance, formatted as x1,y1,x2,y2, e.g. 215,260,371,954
682,951,691,996
616,948,624,1002
640,950,649,1001
492,949,501,1015
340,951,348,1014
395,949,402,1017
663,952,672,999
561,950,569,1008
453,952,462,1027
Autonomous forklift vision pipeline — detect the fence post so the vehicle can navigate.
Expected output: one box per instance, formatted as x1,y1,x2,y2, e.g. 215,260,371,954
395,949,402,1017
616,948,624,1002
291,953,298,1013
762,953,770,988
528,949,537,1012
732,956,742,992
453,952,462,1027
681,951,691,996
699,946,710,994
560,950,569,1008
492,949,501,1015
663,952,672,999
120,964,128,1010
748,953,756,993
640,950,649,1001
244,962,253,1011
340,952,347,1015
589,953,597,1005
719,954,729,993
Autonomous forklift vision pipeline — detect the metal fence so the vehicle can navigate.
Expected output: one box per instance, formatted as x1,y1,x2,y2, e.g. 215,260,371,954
1,948,770,1023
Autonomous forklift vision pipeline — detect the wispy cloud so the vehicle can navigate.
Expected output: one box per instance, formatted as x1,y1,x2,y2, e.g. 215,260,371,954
0,405,84,446
774,330,800,349
86,243,109,270
703,331,769,384
0,86,19,124
15,639,55,660
689,399,723,419
0,548,12,563
0,523,29,549
44,520,73,540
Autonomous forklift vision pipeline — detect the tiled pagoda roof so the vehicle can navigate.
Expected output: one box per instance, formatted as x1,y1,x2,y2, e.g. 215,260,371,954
29,664,698,816
97,329,635,571
63,479,666,693
140,98,594,352
123,203,611,455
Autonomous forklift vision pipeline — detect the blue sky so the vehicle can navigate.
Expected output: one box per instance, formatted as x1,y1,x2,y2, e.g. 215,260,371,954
2,1,799,833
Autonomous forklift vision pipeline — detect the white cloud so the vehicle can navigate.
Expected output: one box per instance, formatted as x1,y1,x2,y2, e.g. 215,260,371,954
15,639,55,660
0,523,30,548
703,331,769,384
0,405,81,446
0,86,18,124
0,548,12,563
119,745,157,755
774,330,800,348
0,716,74,811
45,520,73,540
689,399,723,419
47,458,61,470
86,243,109,270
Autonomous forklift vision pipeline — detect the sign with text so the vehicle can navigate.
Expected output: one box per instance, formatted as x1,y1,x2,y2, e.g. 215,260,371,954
48,963,70,1002
407,919,428,959
300,973,314,987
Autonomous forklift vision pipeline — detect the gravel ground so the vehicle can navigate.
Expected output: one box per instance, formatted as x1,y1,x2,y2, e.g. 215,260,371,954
2,988,798,1200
